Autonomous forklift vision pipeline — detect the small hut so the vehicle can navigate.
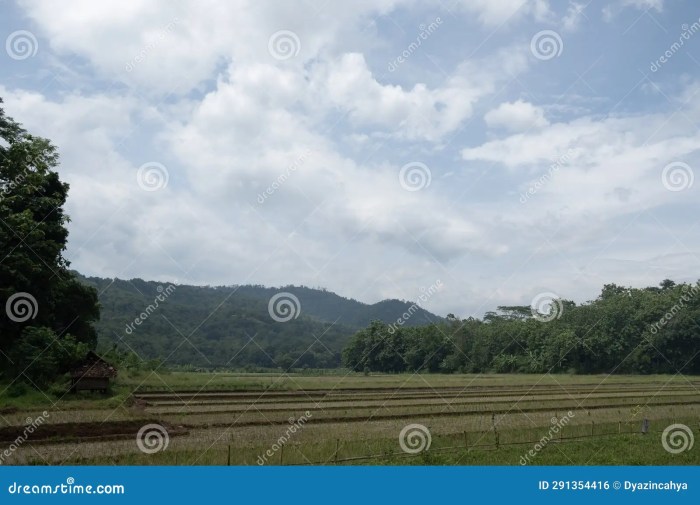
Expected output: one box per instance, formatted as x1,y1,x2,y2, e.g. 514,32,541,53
70,351,117,393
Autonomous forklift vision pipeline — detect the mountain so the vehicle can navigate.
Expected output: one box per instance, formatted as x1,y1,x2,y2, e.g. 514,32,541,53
77,275,443,369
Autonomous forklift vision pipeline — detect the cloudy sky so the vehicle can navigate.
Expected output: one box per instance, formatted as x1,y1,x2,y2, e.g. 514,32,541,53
1,0,699,318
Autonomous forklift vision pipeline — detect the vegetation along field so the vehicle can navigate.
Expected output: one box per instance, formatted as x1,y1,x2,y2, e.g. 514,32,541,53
1,372,698,466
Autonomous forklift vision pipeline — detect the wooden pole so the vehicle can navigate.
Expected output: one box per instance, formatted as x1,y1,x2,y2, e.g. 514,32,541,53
334,439,340,464
279,444,284,465
227,445,231,466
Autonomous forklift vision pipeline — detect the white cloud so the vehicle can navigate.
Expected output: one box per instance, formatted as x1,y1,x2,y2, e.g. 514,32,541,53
454,0,552,26
462,106,700,236
484,100,549,132
562,2,586,32
602,0,664,22
18,0,407,94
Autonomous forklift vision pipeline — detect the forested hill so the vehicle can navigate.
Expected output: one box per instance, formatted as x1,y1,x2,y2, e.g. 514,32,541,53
231,285,441,328
77,274,443,369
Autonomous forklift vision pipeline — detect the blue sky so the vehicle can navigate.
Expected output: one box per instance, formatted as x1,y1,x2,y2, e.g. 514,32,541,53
1,0,699,318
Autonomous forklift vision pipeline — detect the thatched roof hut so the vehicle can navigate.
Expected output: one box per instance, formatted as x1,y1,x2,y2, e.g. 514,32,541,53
70,351,117,392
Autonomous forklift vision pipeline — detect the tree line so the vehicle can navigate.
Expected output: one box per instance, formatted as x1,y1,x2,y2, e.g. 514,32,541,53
342,280,700,375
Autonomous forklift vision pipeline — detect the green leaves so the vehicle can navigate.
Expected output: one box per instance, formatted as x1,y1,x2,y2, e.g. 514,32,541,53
343,280,700,375
0,99,100,388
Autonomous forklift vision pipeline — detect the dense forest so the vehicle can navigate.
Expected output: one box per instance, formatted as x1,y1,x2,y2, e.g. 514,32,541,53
80,275,442,369
343,280,700,375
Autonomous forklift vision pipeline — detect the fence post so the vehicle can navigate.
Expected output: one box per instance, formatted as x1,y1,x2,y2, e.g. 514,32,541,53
279,444,284,465
591,421,594,437
463,431,468,449
227,445,231,466
491,412,498,449
618,421,621,434
334,439,340,465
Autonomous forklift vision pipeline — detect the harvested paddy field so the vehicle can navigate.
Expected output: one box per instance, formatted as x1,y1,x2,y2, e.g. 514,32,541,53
2,373,699,465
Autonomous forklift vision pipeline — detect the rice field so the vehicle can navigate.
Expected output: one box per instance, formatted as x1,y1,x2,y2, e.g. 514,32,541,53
2,373,699,466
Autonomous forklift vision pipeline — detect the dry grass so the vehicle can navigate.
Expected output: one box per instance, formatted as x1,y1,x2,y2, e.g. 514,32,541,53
3,372,699,466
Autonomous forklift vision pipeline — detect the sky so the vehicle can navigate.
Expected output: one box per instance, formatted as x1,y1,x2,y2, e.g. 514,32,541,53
1,0,699,319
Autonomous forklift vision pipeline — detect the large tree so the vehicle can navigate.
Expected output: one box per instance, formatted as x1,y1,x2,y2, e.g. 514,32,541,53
0,98,99,387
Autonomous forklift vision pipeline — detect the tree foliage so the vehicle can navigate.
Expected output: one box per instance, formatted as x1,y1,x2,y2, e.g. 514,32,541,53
0,99,99,387
343,280,700,375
